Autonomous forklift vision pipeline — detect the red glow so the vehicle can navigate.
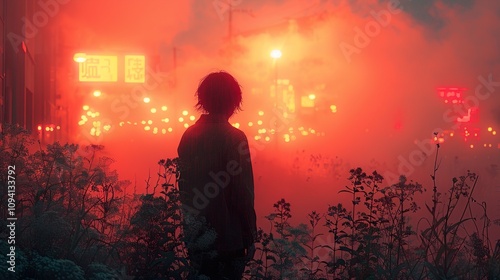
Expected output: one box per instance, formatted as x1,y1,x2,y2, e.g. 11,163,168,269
437,87,466,104
41,0,499,247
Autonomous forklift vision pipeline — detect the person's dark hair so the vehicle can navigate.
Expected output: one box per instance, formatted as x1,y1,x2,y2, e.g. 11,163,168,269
195,71,243,117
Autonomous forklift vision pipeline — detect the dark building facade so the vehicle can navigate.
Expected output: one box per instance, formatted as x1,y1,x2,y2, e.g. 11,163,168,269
1,0,36,131
1,0,64,143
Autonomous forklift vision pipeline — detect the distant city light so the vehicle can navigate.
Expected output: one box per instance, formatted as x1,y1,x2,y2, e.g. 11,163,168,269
182,110,188,116
258,111,264,116
82,105,90,111
308,94,316,100
161,106,168,111
151,108,157,113
143,97,150,103
93,90,102,97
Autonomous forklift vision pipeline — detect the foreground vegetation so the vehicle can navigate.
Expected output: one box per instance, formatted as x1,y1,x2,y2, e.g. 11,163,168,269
1,125,499,279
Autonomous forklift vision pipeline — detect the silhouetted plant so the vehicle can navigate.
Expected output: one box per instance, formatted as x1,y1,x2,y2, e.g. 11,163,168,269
247,199,309,279
268,199,306,278
299,211,326,279
2,126,499,280
0,125,125,279
123,158,196,279
418,143,478,279
336,168,385,279
324,203,348,279
246,228,274,279
374,175,423,279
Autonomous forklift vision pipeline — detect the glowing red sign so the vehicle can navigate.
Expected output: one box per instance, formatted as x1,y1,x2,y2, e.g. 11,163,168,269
437,87,465,104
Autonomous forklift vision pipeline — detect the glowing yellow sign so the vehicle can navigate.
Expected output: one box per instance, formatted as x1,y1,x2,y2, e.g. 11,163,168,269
124,55,146,83
78,55,118,82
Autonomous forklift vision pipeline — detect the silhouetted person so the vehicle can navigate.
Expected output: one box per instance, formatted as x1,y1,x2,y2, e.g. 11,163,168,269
177,71,257,279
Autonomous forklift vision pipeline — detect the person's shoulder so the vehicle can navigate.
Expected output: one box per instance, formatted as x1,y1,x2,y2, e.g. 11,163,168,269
225,123,246,136
225,125,249,144
180,125,193,136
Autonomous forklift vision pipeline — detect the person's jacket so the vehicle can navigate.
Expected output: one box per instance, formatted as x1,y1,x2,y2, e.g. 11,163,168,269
177,114,257,252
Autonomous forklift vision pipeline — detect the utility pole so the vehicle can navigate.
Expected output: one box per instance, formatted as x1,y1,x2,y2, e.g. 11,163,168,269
172,47,177,87
228,1,233,43
225,1,254,64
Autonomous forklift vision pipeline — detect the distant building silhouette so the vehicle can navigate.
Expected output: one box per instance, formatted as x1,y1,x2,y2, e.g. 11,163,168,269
1,0,65,143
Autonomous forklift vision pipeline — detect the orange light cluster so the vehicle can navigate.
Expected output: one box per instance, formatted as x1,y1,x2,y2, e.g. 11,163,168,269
465,126,499,149
114,107,197,135
37,124,61,132
233,111,326,143
78,103,328,143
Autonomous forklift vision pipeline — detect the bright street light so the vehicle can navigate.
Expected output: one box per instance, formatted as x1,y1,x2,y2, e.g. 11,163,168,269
270,49,282,59
73,53,87,63
270,50,282,109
